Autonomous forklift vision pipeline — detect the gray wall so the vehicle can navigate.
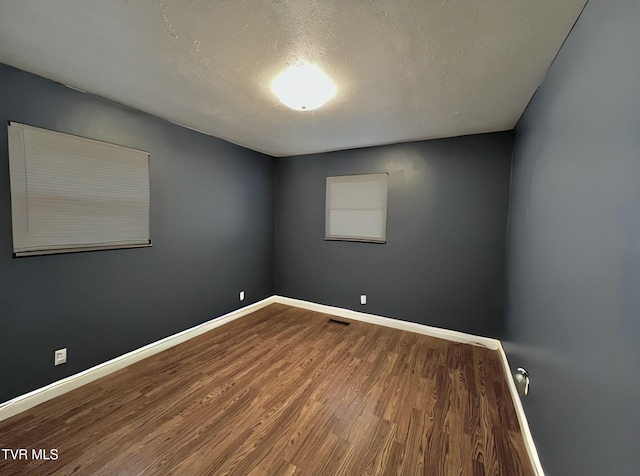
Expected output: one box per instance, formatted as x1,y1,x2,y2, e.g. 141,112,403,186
506,0,640,474
0,64,275,403
275,133,513,337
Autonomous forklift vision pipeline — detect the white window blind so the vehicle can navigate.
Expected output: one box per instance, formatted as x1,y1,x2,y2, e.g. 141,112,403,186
7,122,151,257
325,173,388,243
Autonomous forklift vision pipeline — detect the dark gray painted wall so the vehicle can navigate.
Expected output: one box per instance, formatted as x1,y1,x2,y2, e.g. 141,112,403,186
506,0,640,474
275,133,513,337
0,64,275,403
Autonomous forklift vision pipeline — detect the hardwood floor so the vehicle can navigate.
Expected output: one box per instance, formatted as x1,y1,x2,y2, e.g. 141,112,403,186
0,304,534,475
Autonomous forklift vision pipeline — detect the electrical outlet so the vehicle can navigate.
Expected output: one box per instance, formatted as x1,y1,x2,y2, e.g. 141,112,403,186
54,348,67,366
240,290,245,301
360,294,367,305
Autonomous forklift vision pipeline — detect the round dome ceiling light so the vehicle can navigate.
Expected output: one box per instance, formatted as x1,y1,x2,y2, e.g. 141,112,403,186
272,64,337,111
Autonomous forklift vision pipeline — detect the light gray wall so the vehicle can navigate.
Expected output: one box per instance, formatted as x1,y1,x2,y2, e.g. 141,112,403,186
506,0,640,474
275,133,513,337
0,64,275,403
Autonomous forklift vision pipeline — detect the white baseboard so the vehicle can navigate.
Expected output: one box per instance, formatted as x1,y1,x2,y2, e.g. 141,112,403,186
272,295,500,350
0,296,276,422
0,294,543,475
497,345,545,476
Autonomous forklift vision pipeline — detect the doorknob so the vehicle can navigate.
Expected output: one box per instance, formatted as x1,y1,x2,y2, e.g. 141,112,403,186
514,367,530,396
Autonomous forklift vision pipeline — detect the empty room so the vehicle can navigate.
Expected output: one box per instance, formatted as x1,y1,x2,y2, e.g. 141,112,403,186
0,0,638,475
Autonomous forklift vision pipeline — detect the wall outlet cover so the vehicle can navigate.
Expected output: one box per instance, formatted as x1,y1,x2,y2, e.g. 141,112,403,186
54,348,67,366
360,294,367,305
240,291,245,301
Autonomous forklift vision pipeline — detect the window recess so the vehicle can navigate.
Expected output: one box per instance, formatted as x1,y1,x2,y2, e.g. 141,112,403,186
325,173,388,243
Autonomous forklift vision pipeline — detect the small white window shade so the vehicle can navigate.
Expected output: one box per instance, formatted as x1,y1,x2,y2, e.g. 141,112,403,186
7,122,151,257
325,173,388,243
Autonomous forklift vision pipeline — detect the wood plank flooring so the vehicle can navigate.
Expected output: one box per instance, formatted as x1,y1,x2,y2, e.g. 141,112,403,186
0,304,534,475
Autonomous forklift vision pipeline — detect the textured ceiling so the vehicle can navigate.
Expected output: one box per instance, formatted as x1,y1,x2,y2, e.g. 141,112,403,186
0,0,587,157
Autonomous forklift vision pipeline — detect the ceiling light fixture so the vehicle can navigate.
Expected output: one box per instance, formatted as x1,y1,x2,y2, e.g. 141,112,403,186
272,64,337,111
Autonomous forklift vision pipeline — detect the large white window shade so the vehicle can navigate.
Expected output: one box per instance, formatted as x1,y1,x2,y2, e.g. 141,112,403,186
7,122,151,257
325,173,388,243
